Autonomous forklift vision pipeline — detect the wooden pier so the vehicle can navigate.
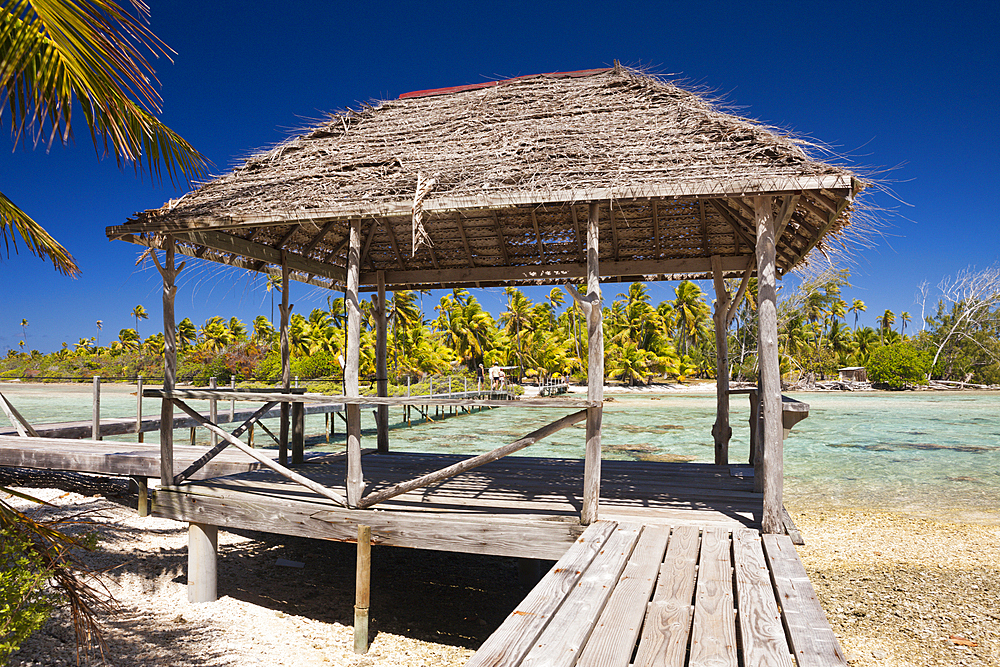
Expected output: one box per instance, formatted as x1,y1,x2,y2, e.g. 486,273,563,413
468,520,846,667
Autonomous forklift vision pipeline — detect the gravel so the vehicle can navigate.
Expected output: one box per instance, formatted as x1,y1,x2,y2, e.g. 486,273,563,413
6,489,998,667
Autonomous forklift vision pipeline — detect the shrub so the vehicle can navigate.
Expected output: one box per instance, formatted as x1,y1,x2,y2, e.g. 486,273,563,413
867,342,932,389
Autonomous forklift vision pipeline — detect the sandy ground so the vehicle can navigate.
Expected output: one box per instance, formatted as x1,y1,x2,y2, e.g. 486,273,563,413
4,485,997,667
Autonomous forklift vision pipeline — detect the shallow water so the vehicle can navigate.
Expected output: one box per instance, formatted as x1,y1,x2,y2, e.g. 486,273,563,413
2,383,998,521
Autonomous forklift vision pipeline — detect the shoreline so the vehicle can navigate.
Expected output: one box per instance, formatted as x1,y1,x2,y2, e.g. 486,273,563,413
4,488,997,667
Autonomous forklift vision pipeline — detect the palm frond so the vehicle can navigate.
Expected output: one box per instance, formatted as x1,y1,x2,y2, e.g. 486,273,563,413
0,191,80,275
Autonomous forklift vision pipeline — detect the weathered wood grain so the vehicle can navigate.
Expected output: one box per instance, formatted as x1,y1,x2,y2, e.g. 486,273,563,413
465,521,614,667
633,525,701,667
762,534,848,667
733,529,793,667
520,523,642,667
689,527,737,667
577,525,669,667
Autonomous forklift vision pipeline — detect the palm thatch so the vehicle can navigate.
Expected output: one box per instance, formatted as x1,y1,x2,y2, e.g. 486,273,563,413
108,65,863,290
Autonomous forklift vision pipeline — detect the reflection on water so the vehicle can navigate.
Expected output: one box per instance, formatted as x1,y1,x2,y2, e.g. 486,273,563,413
2,383,998,521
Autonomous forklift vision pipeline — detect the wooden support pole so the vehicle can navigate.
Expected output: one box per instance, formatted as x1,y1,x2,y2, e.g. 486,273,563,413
136,376,144,443
291,401,304,463
152,235,183,487
375,271,389,453
188,522,218,603
279,257,292,465
209,377,218,447
710,255,732,464
346,220,365,506
583,201,603,525
755,196,783,533
354,524,372,654
92,376,101,440
132,476,148,517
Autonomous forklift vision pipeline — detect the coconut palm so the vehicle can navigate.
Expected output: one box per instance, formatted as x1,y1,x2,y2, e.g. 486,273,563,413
671,281,710,355
95,320,102,347
19,318,28,344
899,311,911,336
849,299,866,330
877,309,895,344
1,0,205,277
131,305,147,338
177,317,197,351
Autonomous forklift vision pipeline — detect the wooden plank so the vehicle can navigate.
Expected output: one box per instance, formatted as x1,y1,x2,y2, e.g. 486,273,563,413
157,488,585,560
466,521,615,667
520,523,642,667
733,529,794,667
633,525,700,667
142,390,589,409
172,400,278,484
762,534,848,667
689,527,737,667
577,525,670,667
181,230,346,282
0,391,39,437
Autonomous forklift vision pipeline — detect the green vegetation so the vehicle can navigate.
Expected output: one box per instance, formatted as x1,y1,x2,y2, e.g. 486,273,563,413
5,267,1000,390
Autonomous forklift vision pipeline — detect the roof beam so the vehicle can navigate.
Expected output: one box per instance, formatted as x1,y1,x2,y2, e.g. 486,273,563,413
361,254,754,288
455,213,476,267
653,201,660,258
491,210,510,265
699,201,710,254
609,203,619,261
382,220,406,269
530,210,545,261
120,233,339,289
570,205,584,262
301,219,339,255
106,175,855,237
775,194,800,242
176,230,346,282
714,199,797,268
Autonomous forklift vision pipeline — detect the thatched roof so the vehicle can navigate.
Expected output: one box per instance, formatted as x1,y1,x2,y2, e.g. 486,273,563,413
108,65,862,291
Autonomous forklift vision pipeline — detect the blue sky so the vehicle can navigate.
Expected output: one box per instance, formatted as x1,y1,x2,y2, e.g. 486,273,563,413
3,0,998,352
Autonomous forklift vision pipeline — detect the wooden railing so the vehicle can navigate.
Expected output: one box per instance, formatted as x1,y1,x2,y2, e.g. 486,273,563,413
145,389,598,516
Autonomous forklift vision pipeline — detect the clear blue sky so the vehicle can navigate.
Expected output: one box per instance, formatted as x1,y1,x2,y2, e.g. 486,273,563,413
3,0,998,353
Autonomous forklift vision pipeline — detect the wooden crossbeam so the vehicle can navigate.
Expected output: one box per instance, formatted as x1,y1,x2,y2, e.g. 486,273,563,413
653,201,660,258
0,391,39,437
699,201,711,254
301,219,338,255
609,203,620,261
381,219,406,269
172,401,278,485
570,205,584,262
361,254,753,288
357,410,587,508
170,398,349,507
360,220,378,268
491,210,510,264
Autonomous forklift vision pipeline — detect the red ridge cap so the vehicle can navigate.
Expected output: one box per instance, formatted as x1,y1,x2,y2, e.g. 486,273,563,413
399,68,613,100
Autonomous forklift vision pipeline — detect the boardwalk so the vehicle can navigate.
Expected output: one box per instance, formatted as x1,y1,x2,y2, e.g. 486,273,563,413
151,452,765,559
468,520,847,667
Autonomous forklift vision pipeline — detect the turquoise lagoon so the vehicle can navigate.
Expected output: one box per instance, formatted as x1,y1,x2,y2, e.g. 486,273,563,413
2,383,998,521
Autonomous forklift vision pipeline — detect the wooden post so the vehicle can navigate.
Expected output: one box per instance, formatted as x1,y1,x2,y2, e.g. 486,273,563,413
292,401,304,464
279,259,292,465
132,476,148,517
188,522,218,603
710,255,732,464
152,235,183,488
583,201,603,525
375,271,389,453
209,377,218,447
354,524,372,654
136,376,144,443
91,376,101,440
755,196,783,533
230,376,236,421
345,220,364,506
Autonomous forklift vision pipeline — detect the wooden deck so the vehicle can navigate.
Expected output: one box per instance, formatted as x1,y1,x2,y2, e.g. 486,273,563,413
151,451,764,559
467,520,847,667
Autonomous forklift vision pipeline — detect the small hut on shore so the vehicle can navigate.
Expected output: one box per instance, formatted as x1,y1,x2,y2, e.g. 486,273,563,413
107,64,862,551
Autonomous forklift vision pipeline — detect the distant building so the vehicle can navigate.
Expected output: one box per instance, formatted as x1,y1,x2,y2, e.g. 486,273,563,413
838,366,868,382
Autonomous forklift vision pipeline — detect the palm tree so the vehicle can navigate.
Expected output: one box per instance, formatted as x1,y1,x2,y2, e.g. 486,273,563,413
131,305,148,339
671,281,710,355
19,318,28,346
899,311,911,336
265,274,282,325
177,317,198,351
1,0,205,277
877,309,895,344
848,299,866,330
95,320,103,348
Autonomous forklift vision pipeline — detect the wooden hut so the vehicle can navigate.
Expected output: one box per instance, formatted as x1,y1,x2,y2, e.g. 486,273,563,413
107,65,862,600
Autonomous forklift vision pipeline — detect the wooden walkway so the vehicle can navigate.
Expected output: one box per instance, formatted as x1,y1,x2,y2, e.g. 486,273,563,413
468,520,847,667
151,452,765,559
